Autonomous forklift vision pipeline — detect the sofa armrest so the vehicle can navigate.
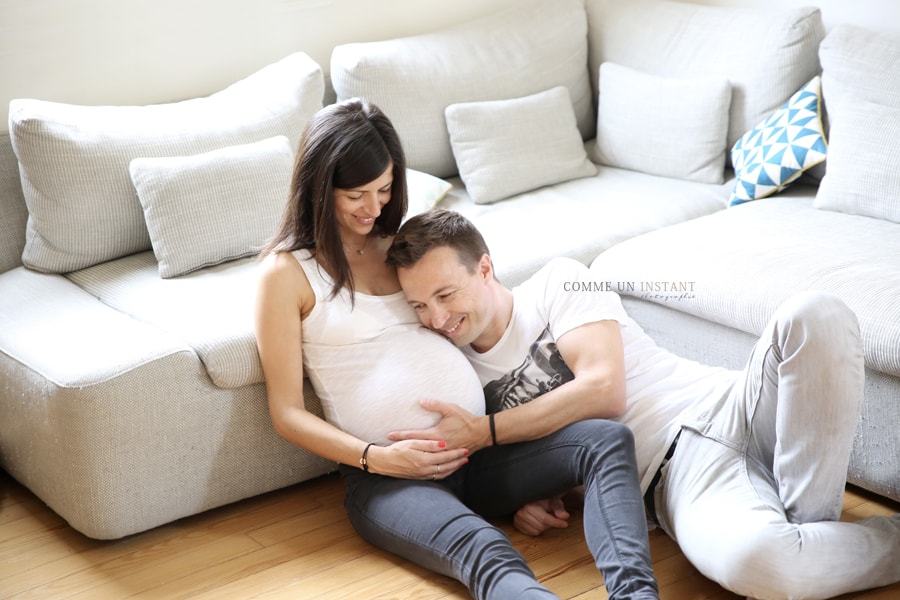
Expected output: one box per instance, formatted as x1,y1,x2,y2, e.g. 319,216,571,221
0,267,190,386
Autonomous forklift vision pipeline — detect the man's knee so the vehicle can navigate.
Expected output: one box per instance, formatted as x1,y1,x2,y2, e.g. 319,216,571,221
567,418,634,446
771,291,862,364
685,524,814,599
777,291,859,337
564,419,637,467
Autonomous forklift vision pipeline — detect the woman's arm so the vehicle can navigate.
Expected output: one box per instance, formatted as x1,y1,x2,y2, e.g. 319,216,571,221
254,252,467,479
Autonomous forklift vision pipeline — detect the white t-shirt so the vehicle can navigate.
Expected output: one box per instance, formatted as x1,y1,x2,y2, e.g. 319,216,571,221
293,250,485,445
463,257,737,490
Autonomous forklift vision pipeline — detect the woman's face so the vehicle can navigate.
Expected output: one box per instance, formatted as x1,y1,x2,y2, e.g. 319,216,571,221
333,162,394,240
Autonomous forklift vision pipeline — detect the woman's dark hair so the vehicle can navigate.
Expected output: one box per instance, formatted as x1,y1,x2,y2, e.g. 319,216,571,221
261,98,407,300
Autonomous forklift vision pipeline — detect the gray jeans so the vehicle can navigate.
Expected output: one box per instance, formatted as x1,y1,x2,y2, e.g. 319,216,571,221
341,418,659,600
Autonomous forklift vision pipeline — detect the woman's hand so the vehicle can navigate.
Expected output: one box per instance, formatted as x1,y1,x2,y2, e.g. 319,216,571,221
367,439,469,481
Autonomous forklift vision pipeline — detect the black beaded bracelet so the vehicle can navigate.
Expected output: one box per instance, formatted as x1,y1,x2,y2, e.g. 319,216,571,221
360,442,375,472
489,413,498,446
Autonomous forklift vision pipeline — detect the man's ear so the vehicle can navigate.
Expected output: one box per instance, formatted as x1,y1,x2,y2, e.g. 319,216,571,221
478,253,493,282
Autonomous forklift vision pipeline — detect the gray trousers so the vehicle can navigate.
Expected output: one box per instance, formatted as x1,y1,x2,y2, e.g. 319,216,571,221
341,418,658,600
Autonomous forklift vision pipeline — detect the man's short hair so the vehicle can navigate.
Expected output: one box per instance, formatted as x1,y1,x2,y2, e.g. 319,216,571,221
386,209,490,273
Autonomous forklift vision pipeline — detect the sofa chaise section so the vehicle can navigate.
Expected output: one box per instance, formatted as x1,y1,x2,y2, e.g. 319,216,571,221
0,265,334,539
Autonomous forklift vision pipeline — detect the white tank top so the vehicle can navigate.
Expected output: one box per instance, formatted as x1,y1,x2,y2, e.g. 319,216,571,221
292,249,485,445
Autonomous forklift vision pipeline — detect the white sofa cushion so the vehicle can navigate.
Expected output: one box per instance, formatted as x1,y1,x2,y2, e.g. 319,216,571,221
330,0,592,179
591,190,900,379
8,52,323,273
815,25,900,223
814,101,900,223
130,136,294,278
445,87,597,205
67,252,263,389
585,0,825,158
592,62,731,184
440,163,732,288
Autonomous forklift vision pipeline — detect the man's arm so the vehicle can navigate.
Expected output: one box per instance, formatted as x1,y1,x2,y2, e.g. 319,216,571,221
490,319,625,444
388,319,625,452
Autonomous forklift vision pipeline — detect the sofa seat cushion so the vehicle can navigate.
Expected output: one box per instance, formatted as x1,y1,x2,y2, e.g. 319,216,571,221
590,187,900,378
0,267,190,387
67,252,261,389
439,164,732,287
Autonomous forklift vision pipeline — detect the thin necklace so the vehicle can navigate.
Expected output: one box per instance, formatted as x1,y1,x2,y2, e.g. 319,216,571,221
346,236,368,256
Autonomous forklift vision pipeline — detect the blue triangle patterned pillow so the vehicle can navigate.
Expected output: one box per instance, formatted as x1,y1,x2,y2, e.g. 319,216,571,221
729,76,827,207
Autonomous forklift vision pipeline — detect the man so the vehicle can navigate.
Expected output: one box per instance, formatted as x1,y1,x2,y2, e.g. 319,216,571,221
386,209,900,600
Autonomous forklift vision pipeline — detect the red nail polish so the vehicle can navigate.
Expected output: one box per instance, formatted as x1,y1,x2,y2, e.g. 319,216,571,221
438,441,446,448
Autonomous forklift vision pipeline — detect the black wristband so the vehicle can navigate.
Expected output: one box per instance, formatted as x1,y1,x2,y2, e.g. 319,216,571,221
489,413,498,446
360,442,375,472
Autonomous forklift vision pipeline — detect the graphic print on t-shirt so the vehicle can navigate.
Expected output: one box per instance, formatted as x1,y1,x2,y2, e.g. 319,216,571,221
484,325,574,414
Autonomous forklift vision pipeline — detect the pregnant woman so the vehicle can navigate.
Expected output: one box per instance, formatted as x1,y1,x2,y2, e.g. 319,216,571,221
254,98,658,600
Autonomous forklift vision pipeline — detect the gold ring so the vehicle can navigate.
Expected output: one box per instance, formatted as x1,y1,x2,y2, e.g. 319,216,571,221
432,471,437,481
437,464,441,474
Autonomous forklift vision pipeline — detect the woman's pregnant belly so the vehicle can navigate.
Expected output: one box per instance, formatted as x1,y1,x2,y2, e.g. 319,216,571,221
304,324,486,445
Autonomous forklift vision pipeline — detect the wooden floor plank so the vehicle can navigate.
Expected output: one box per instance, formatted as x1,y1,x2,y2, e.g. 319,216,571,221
1,469,897,600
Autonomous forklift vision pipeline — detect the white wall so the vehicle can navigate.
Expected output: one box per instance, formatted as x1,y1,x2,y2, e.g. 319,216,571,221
0,0,517,132
1,0,898,134
677,0,900,33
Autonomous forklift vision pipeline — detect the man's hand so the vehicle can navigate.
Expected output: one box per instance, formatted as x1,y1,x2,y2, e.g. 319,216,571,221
514,497,571,536
387,399,492,452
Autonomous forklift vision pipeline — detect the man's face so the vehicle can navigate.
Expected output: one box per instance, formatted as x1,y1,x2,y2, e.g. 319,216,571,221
397,246,493,349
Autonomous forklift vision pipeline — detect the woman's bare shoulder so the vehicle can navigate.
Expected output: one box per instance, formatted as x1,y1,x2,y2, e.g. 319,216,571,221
260,250,313,281
258,251,315,311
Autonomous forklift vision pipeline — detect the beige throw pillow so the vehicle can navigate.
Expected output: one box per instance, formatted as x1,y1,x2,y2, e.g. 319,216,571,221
592,62,731,184
445,86,597,205
130,136,294,278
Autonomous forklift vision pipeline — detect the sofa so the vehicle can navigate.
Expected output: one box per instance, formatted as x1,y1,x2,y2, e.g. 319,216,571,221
1,0,896,541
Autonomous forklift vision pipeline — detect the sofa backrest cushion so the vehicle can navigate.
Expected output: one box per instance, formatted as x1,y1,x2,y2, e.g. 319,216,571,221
0,133,27,274
8,52,323,274
585,0,825,158
330,0,592,179
814,25,900,223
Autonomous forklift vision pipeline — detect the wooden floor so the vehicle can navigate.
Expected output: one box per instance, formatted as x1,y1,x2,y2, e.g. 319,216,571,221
1,469,898,600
